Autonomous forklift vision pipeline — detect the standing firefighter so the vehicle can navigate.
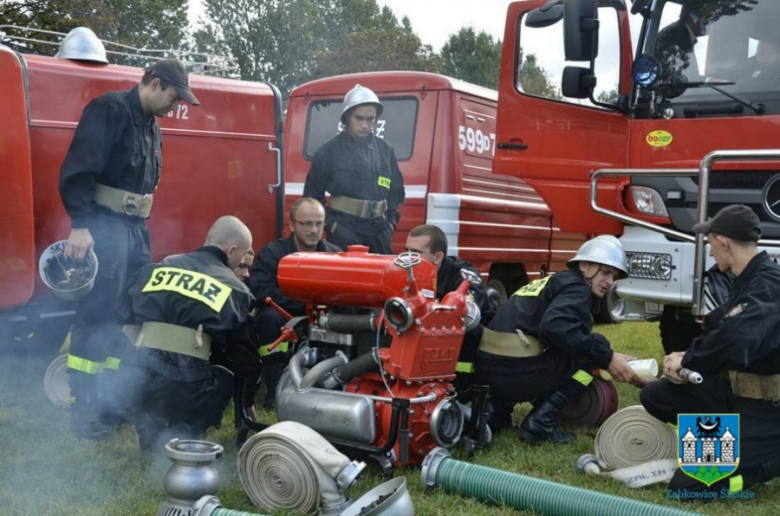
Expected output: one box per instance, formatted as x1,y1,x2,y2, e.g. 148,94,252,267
120,216,255,451
303,84,405,254
58,55,200,440
475,236,638,444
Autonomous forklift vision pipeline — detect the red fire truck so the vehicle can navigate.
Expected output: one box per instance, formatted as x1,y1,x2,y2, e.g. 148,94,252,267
0,29,591,345
495,0,780,351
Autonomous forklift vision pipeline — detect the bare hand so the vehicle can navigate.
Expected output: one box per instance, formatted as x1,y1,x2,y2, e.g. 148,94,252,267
64,228,94,261
663,351,686,383
606,352,639,384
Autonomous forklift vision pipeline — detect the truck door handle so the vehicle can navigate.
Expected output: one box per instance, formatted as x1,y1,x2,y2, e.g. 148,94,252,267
497,142,528,150
268,142,282,193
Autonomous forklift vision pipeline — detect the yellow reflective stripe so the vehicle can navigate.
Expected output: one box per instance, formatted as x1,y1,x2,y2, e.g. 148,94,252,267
572,369,594,386
58,327,72,355
512,276,551,298
142,267,232,313
103,357,121,370
455,361,475,373
729,475,744,494
67,354,103,375
259,341,289,357
378,176,391,189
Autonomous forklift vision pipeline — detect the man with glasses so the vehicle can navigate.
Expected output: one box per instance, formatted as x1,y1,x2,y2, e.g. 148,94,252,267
249,198,341,409
474,236,638,444
304,84,405,254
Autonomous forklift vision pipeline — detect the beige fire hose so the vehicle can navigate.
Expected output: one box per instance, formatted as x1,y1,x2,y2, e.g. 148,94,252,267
44,354,72,407
576,405,678,488
237,421,364,515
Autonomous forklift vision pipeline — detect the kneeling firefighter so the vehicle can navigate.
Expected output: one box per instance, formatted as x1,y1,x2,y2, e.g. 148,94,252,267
475,236,638,444
118,216,256,451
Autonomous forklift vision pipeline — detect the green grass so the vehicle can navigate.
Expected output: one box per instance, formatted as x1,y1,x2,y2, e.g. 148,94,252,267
1,322,779,515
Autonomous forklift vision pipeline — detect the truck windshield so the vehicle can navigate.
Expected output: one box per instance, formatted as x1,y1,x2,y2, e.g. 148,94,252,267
644,0,779,103
304,97,418,161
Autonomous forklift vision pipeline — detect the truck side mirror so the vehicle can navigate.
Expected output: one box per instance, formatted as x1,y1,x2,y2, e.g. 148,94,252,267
562,66,597,99
526,0,563,28
564,0,599,61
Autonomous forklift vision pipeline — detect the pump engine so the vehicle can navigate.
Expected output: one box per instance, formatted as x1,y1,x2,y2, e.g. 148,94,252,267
270,246,489,471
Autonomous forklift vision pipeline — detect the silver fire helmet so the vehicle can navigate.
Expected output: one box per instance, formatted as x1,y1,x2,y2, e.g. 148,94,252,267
340,84,383,124
567,236,630,279
39,240,99,301
55,27,109,64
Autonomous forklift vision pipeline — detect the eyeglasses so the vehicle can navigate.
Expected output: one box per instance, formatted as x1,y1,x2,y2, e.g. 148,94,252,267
293,220,325,229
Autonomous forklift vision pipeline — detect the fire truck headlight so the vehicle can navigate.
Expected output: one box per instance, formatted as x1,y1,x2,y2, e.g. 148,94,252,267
626,252,673,280
630,186,669,217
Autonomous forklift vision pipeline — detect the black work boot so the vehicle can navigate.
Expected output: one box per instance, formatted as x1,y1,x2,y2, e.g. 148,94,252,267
262,363,285,410
486,399,513,433
518,390,576,445
69,371,110,441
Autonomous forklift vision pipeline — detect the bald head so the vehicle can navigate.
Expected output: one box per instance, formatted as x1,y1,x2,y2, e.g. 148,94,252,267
205,216,253,269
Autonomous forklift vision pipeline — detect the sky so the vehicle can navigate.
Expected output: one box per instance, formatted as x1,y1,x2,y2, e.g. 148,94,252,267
187,0,515,51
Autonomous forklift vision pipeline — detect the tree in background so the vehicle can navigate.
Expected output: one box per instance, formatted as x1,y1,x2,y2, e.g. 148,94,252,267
440,27,501,89
311,14,440,79
597,87,620,104
0,0,189,65
517,53,561,99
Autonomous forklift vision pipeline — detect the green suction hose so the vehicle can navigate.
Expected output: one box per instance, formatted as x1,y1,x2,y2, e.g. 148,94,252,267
212,510,267,516
421,448,702,516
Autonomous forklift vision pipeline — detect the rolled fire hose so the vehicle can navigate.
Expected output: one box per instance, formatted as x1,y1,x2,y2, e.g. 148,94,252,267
193,477,413,516
577,405,678,488
422,447,702,516
44,354,72,407
559,378,618,427
237,421,364,515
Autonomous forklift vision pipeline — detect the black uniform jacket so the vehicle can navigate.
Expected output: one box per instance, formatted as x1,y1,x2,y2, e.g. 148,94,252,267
59,86,162,228
250,235,341,316
487,268,614,369
303,131,405,233
437,256,495,326
683,252,780,377
126,246,253,380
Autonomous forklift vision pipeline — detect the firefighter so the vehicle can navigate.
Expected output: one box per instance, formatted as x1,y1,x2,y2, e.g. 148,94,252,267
59,57,200,440
250,198,341,409
742,38,780,90
642,204,780,496
303,84,405,254
120,216,254,451
233,248,255,283
474,236,638,444
405,224,495,398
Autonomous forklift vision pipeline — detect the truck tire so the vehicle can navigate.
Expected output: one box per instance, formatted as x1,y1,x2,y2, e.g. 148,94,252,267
659,306,702,354
593,284,623,325
486,279,508,312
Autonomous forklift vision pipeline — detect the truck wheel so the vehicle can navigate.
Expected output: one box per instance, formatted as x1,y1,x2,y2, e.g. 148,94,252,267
486,279,508,312
659,306,702,354
593,284,623,325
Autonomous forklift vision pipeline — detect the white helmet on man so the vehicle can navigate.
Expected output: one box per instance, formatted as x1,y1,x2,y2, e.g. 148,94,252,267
567,236,630,279
341,84,383,124
55,27,108,64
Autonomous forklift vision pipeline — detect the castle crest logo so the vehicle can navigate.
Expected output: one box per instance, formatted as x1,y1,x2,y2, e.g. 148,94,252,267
678,414,740,486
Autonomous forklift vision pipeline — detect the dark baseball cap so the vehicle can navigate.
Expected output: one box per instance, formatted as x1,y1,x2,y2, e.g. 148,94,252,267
692,204,761,242
148,59,200,106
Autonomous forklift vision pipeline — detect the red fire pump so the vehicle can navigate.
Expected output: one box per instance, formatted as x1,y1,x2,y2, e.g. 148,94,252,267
267,246,489,471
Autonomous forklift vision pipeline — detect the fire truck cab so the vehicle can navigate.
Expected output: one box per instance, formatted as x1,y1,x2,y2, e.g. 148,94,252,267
496,0,780,350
